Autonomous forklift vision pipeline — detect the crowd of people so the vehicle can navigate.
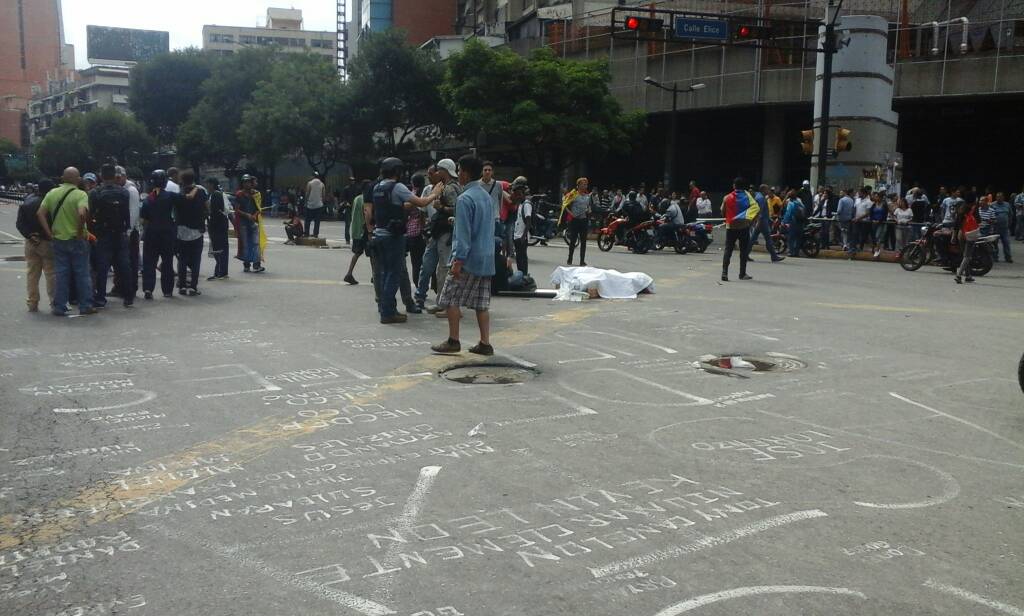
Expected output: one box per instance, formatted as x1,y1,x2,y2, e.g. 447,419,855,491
16,165,267,316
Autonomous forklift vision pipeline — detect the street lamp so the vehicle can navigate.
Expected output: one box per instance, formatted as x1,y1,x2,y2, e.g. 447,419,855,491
643,78,705,190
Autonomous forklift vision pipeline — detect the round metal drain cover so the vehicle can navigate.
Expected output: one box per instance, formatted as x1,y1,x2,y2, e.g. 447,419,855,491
441,363,538,385
699,353,806,374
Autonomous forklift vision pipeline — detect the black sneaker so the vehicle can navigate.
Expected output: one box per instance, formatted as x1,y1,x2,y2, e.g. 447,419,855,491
344,274,358,285
188,288,201,296
207,276,219,281
739,274,753,281
144,291,153,300
406,304,422,314
179,288,188,296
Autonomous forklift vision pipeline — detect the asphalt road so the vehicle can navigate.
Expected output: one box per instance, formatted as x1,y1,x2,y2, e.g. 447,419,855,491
0,208,1022,616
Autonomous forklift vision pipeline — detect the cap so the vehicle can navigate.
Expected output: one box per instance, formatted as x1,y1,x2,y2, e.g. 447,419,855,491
802,180,810,186
436,158,457,178
83,173,98,183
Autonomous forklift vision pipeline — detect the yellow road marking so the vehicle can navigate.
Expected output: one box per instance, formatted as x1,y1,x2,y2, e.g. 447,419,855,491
0,306,596,550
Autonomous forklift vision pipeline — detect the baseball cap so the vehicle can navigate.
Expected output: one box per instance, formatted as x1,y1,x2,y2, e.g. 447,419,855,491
83,173,98,183
436,158,457,177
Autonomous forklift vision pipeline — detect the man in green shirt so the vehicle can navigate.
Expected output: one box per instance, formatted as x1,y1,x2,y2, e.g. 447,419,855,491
343,180,371,285
37,167,96,316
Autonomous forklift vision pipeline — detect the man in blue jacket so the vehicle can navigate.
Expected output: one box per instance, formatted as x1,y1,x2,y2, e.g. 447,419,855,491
431,155,497,356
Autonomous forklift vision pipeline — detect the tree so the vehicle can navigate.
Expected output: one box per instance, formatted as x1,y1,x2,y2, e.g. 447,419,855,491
129,49,213,145
239,53,349,178
177,47,281,173
34,109,154,177
443,40,643,186
348,30,453,154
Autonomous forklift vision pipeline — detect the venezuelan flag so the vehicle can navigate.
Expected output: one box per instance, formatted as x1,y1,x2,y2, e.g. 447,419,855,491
728,190,761,223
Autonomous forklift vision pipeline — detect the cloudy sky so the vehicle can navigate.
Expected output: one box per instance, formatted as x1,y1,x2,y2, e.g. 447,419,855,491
62,0,347,68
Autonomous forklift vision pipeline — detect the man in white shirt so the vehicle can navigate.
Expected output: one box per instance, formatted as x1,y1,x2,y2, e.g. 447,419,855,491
304,172,325,238
165,167,181,194
852,189,872,253
697,191,712,216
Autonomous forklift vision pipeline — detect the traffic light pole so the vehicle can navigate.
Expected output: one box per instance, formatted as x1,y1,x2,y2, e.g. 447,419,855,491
666,87,678,190
817,19,835,188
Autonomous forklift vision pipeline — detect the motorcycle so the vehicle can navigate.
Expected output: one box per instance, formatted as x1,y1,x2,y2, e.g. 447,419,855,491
597,216,655,254
688,222,714,253
653,219,697,254
772,219,820,257
899,223,994,277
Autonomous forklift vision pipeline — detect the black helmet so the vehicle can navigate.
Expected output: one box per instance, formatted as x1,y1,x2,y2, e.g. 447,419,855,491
241,174,254,183
379,157,403,178
150,169,168,189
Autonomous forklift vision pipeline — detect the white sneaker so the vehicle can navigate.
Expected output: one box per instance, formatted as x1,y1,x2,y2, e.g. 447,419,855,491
873,249,881,258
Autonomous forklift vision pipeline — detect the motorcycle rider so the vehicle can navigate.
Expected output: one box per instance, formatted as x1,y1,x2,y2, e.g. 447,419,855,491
657,194,686,247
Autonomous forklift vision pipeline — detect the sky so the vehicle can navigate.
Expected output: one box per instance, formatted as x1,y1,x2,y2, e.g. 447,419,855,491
62,0,347,69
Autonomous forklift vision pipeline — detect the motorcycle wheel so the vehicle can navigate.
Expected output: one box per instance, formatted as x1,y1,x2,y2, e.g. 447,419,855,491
773,237,787,255
633,235,651,255
528,236,541,247
802,241,820,258
970,247,993,277
900,244,925,271
674,240,688,255
696,239,709,253
653,238,665,251
597,232,615,252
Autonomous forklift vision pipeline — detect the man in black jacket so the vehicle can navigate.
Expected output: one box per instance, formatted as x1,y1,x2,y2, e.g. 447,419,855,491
16,180,55,311
141,169,178,299
89,164,133,308
174,170,208,295
205,177,229,280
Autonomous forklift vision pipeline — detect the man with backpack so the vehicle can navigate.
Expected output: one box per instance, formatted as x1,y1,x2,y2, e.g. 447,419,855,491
36,167,96,316
205,177,230,280
89,163,133,309
17,180,56,312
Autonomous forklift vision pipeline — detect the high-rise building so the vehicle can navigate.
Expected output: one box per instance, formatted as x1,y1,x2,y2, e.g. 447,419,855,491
203,8,337,60
0,0,74,145
349,0,458,61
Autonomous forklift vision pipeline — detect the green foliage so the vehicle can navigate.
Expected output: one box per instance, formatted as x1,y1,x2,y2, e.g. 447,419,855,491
34,109,153,177
348,30,452,153
129,48,213,144
178,47,280,171
0,137,18,156
443,40,643,182
240,53,349,175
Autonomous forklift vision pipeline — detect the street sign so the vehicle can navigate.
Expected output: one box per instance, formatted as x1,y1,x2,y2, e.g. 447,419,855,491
674,17,729,42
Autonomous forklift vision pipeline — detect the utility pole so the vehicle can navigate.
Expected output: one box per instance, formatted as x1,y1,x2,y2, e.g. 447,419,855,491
643,78,705,191
816,0,840,188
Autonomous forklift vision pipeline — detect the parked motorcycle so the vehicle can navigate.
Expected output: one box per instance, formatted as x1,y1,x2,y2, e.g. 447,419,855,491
772,220,820,257
688,222,714,253
899,223,995,277
597,216,655,254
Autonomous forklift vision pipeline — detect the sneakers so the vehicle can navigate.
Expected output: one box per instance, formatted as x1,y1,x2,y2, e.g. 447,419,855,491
406,304,422,314
79,308,98,315
426,305,445,314
207,276,219,281
163,292,173,298
739,274,753,281
873,248,881,258
188,288,201,297
721,274,729,282
469,342,494,356
965,276,975,283
772,256,786,262
253,266,266,273
380,314,408,325
144,291,154,300
431,338,461,354
179,288,188,296
343,274,358,285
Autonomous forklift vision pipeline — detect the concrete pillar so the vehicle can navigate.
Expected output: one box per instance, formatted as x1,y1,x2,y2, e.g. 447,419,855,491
812,15,899,191
761,107,785,186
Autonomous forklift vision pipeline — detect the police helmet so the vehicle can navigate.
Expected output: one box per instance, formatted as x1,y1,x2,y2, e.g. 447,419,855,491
379,157,403,178
150,169,168,189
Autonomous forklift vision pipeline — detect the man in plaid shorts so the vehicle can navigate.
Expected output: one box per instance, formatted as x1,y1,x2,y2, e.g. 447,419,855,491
431,155,497,356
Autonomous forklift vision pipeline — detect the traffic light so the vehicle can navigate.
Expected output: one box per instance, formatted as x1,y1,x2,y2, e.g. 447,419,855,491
800,129,814,156
835,128,853,152
733,23,772,41
624,16,663,33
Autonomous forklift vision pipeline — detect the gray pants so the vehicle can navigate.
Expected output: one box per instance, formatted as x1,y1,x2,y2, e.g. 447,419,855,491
415,233,451,306
956,240,975,279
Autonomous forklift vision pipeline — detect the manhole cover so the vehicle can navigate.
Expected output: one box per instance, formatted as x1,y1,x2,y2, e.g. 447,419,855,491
698,353,806,374
441,363,538,385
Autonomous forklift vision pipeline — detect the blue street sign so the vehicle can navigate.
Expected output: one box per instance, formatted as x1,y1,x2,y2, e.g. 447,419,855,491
674,17,729,42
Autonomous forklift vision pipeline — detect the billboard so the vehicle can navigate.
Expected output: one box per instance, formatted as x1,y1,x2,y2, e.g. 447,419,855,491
87,26,170,65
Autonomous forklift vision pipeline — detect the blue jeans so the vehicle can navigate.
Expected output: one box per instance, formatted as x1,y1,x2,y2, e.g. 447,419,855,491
415,233,451,305
93,232,132,306
994,222,1012,261
304,207,323,237
52,238,93,314
749,216,779,259
787,223,803,256
373,234,406,318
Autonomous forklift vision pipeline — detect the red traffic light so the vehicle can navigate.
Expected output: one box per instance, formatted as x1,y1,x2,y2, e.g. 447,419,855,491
626,16,641,30
733,23,771,40
623,16,663,32
737,25,752,38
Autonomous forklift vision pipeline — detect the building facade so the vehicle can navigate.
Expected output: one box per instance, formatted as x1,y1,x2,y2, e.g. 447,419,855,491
203,8,336,59
0,0,74,146
349,0,459,59
27,65,131,144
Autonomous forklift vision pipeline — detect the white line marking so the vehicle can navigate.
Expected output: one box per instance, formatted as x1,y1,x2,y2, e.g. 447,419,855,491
849,456,960,509
492,408,598,428
498,353,538,369
589,509,828,578
373,466,442,601
890,392,1024,452
561,369,714,407
521,341,614,363
652,585,867,615
923,580,1024,615
0,230,20,241
571,330,678,354
191,364,283,398
145,524,395,615
299,372,433,388
196,388,274,400
312,353,372,380
53,390,157,413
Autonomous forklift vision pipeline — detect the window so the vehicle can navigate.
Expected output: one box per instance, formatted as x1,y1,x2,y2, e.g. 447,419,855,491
209,33,234,43
239,35,256,44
